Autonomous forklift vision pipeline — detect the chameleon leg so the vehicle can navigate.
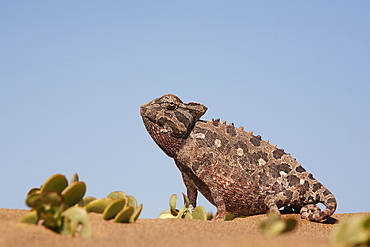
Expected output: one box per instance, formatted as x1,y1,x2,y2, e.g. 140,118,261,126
181,174,198,214
211,193,227,221
264,196,281,215
264,192,291,216
175,161,198,213
186,186,198,214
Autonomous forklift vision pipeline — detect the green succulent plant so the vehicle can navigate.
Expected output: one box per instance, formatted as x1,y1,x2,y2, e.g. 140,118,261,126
19,174,92,238
85,191,143,223
331,214,370,247
158,193,207,221
158,193,241,221
259,212,297,237
20,173,143,237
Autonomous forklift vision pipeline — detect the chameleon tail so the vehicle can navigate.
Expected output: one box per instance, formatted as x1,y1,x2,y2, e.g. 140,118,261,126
300,187,337,222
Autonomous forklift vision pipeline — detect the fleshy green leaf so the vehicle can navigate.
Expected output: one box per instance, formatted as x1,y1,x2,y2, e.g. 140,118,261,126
41,213,59,232
70,173,79,184
61,181,86,207
192,206,207,221
176,205,187,219
27,188,40,196
19,211,38,224
107,191,127,200
103,199,126,220
78,196,96,207
282,218,297,233
225,212,239,221
85,198,113,213
40,174,68,194
259,213,297,237
331,214,370,246
61,207,92,238
127,195,137,208
158,209,176,219
182,193,190,208
26,193,43,209
184,212,192,219
44,191,63,207
206,212,213,221
130,204,143,223
114,206,134,223
169,194,177,214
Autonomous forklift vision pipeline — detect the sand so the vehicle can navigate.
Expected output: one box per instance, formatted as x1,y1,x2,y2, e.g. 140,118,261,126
0,208,368,247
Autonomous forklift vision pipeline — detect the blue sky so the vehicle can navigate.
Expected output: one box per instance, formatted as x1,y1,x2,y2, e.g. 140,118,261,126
1,2,369,218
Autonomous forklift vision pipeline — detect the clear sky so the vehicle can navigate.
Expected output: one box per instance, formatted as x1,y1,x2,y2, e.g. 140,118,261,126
1,2,369,218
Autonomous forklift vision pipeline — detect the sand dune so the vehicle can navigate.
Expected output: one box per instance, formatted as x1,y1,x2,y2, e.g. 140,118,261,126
1,208,368,247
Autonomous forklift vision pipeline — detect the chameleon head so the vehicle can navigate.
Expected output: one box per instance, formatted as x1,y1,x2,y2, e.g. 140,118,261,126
140,94,207,139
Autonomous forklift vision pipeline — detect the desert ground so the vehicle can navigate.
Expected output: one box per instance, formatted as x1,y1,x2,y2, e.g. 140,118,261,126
0,208,368,247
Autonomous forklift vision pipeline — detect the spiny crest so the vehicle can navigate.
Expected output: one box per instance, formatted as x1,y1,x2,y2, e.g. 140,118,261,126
209,119,291,158
210,118,237,128
210,119,257,137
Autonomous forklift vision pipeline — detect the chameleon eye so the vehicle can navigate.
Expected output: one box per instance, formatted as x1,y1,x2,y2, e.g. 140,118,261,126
166,103,177,110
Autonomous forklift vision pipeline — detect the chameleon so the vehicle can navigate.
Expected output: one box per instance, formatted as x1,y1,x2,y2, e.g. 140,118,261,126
140,94,337,222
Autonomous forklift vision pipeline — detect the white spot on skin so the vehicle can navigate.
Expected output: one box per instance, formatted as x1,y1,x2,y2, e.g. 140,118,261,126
215,139,221,147
279,171,287,177
300,179,305,185
258,158,266,166
236,148,244,156
194,133,205,139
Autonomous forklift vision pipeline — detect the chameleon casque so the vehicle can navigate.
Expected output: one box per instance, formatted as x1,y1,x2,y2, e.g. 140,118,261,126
140,94,337,222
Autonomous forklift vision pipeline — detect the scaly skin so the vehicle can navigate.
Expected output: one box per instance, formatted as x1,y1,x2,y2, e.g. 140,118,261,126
140,94,337,222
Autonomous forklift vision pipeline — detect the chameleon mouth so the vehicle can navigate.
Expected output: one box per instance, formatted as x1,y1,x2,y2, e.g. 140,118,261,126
142,117,161,137
142,116,184,158
140,106,168,133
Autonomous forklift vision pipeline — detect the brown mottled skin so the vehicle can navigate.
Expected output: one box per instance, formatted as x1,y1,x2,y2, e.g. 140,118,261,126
140,94,337,221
